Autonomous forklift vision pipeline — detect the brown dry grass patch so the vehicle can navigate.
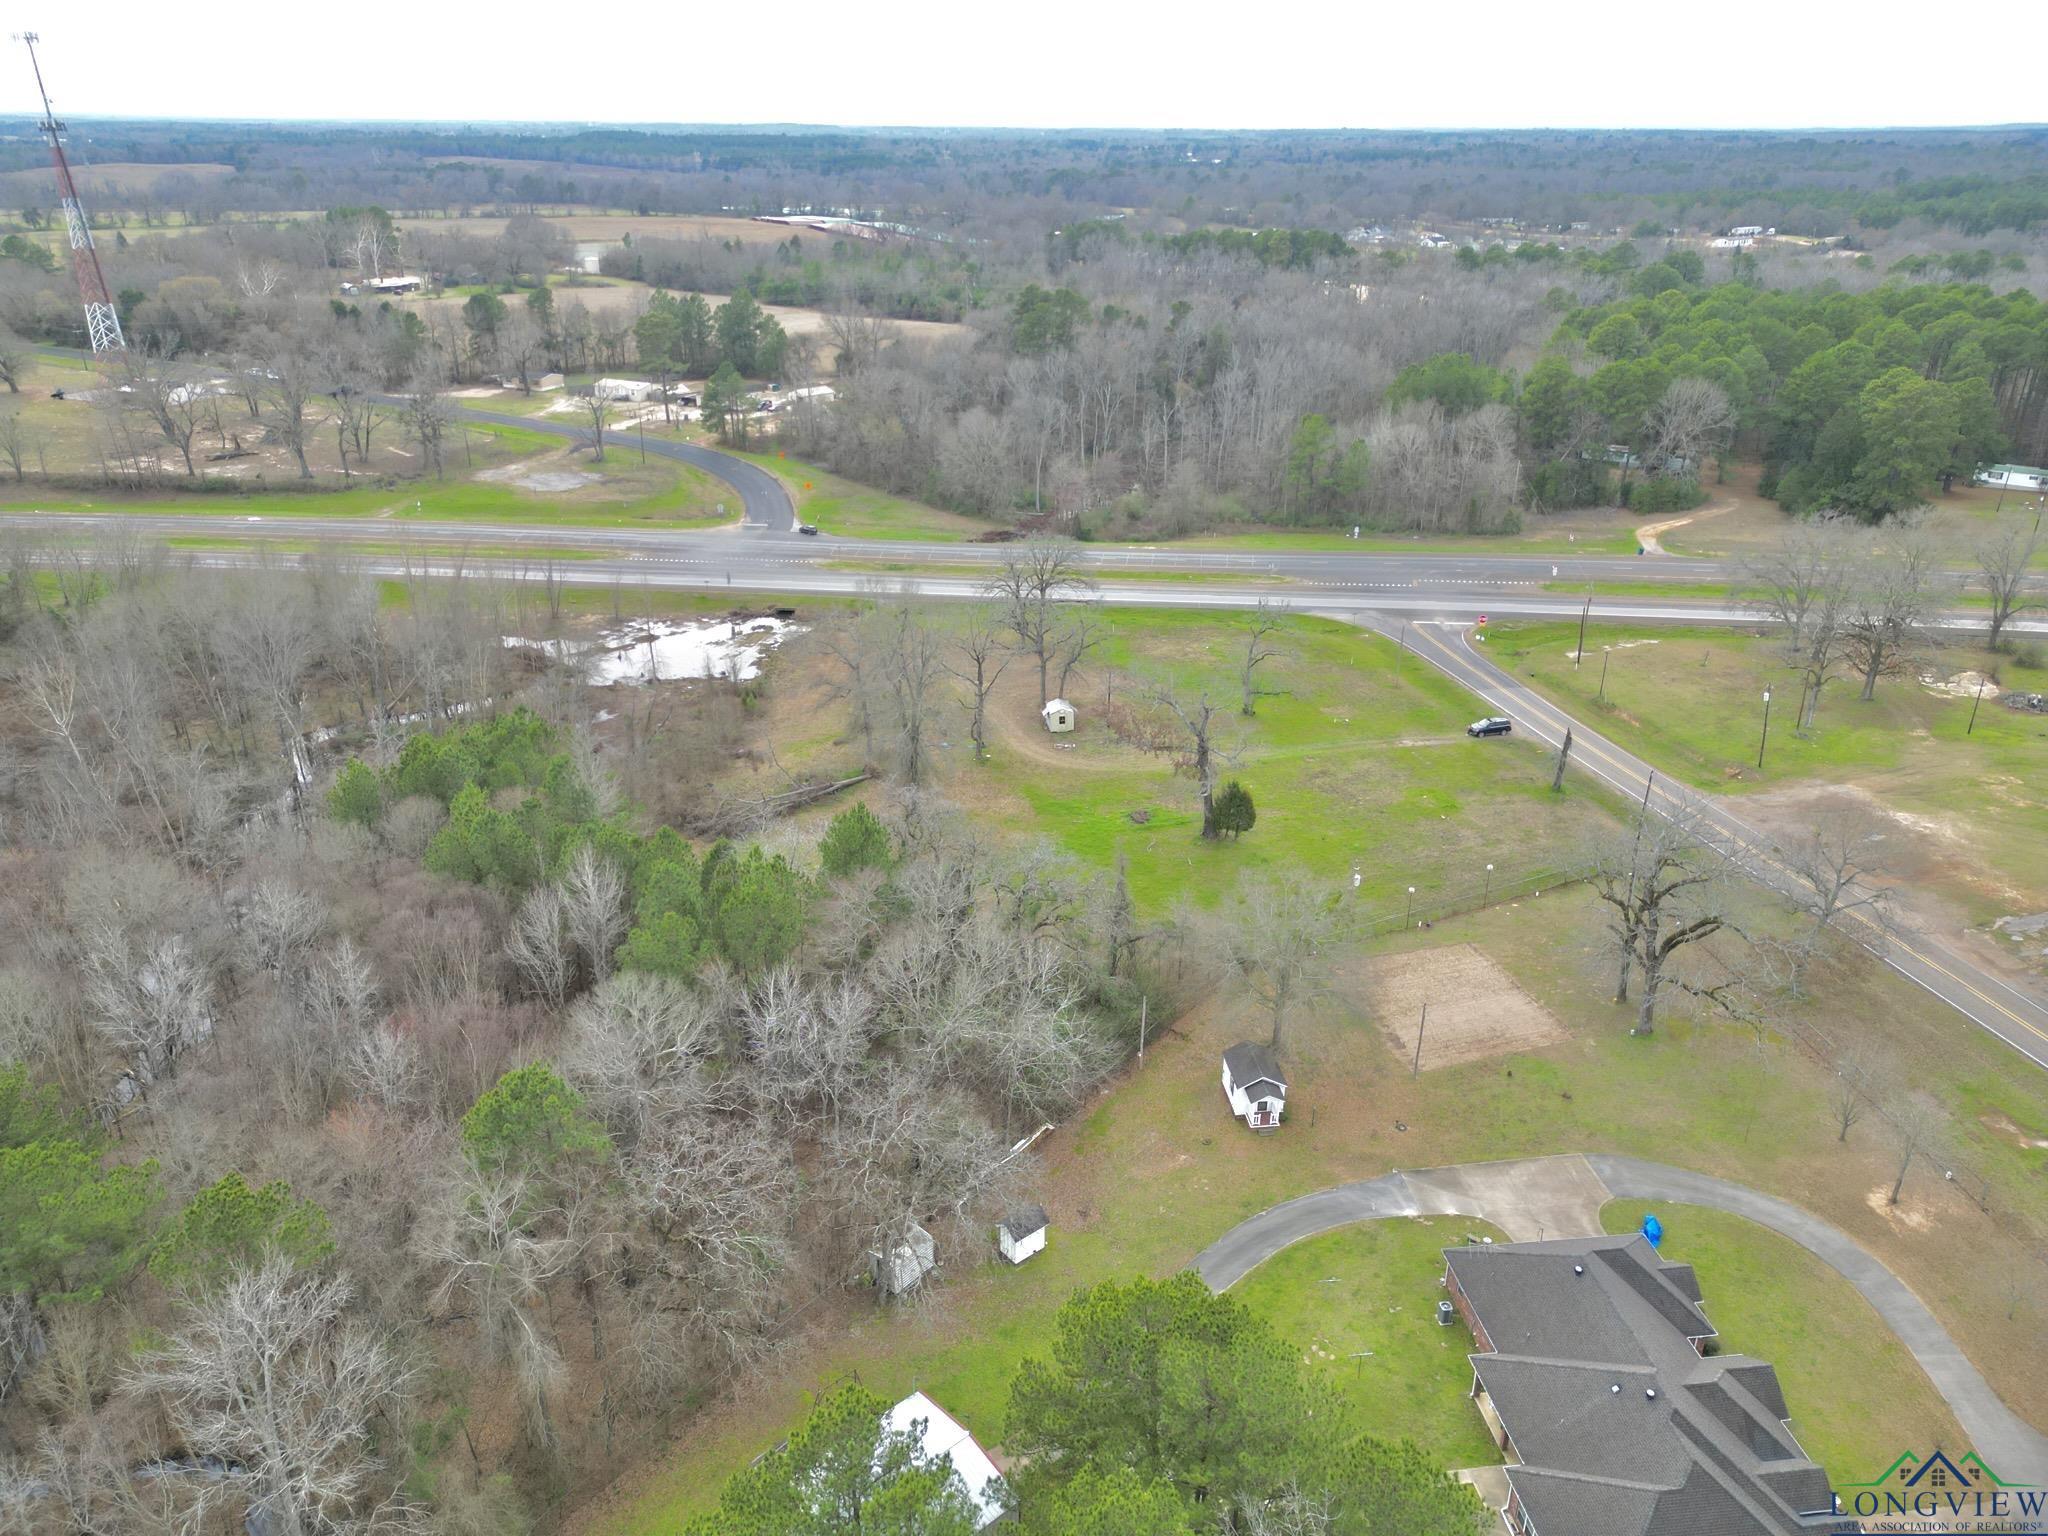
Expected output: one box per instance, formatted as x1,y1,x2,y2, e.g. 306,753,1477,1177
1348,943,1568,1070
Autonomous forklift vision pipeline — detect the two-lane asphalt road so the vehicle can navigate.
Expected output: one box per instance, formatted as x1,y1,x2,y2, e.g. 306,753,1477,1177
1382,616,2048,1068
7,407,2046,1068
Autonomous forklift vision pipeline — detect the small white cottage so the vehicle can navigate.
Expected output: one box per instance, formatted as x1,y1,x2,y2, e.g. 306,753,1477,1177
1221,1042,1288,1131
997,1205,1048,1265
870,1223,937,1297
1041,698,1076,733
883,1392,1008,1529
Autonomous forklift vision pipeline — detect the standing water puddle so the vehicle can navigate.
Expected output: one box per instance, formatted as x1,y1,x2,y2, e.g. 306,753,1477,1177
505,615,801,686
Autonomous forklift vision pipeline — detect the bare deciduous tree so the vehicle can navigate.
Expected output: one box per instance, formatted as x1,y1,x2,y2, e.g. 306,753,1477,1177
1979,518,2042,651
984,540,1095,704
1886,1091,1948,1206
256,334,323,480
399,374,454,479
506,883,573,1012
1741,518,1860,729
127,1260,419,1536
420,1165,579,1448
579,387,614,462
120,349,207,478
560,845,627,987
1828,1045,1884,1144
1221,875,1341,1053
1238,598,1287,716
1591,803,1738,1036
1137,681,1236,838
944,612,1012,761
1777,809,1897,987
1647,376,1734,476
1843,519,1940,702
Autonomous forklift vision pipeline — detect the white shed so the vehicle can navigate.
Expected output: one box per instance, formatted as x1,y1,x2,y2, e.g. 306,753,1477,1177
870,1223,937,1297
883,1392,1008,1528
997,1205,1048,1265
1221,1042,1287,1131
1041,697,1075,733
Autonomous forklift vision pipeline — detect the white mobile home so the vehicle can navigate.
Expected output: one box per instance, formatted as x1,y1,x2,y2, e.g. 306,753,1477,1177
591,378,659,403
1975,464,2048,491
1221,1042,1287,1131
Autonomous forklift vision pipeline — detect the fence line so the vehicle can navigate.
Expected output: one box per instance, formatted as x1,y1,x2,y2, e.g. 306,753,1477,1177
1354,862,1594,939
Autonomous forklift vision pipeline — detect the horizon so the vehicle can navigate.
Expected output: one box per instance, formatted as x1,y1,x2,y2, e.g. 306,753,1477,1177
6,0,2042,133
5,115,2048,136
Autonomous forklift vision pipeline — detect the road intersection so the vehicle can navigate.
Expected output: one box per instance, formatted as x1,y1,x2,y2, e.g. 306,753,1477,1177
8,412,2047,1068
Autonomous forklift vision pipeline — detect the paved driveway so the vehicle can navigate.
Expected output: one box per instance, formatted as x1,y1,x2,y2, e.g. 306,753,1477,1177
1191,1153,2048,1485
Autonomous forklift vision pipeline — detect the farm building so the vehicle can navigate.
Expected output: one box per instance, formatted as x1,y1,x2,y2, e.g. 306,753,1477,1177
1041,698,1075,733
1221,1042,1287,1130
997,1205,1048,1265
870,1223,937,1297
883,1393,1008,1528
1443,1234,1849,1536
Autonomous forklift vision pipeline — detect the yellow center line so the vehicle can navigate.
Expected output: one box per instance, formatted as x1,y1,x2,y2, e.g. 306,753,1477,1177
1407,624,2048,1049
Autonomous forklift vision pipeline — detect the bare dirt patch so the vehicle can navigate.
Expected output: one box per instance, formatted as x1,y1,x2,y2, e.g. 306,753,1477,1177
1981,1110,2048,1151
1636,496,1738,554
1865,1185,1935,1232
1346,943,1568,1070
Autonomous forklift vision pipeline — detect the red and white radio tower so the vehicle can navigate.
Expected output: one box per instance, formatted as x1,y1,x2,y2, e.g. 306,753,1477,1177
17,32,125,353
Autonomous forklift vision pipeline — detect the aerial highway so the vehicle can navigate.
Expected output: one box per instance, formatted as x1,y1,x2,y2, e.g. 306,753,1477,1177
8,403,2046,1068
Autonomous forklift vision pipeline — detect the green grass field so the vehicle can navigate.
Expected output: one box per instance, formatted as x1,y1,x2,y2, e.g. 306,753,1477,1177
1485,621,2048,919
0,441,735,530
1230,1217,1506,1467
723,448,992,540
1596,1202,1965,1478
967,610,1615,915
606,877,2046,1532
601,601,2048,1531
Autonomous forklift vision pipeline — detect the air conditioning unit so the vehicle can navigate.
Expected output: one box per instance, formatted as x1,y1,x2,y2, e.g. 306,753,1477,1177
1437,1301,1456,1327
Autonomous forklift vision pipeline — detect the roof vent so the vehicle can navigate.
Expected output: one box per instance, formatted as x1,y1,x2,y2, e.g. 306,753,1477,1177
1573,1264,1585,1275
1646,1388,1659,1400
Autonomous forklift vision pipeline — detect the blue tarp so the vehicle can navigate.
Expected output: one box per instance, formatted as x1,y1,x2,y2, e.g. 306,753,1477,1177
1641,1213,1664,1249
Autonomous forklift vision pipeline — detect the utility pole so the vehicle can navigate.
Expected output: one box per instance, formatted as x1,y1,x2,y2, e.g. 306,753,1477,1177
1967,675,1986,735
1412,1003,1428,1078
1137,995,1148,1065
17,34,124,353
1575,588,1592,668
1551,726,1574,792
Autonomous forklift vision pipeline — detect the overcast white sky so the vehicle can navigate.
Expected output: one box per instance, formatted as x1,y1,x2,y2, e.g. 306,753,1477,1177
5,0,2036,130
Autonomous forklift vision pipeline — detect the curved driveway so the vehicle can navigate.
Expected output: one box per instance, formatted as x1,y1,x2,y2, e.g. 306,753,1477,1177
456,407,797,532
1191,1153,2048,1483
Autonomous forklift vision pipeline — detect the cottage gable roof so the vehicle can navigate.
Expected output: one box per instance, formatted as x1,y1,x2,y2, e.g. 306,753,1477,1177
1222,1041,1286,1093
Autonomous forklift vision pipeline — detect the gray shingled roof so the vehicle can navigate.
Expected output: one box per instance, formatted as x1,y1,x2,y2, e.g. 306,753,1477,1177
1449,1235,1854,1536
1221,1041,1286,1092
1000,1205,1048,1242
